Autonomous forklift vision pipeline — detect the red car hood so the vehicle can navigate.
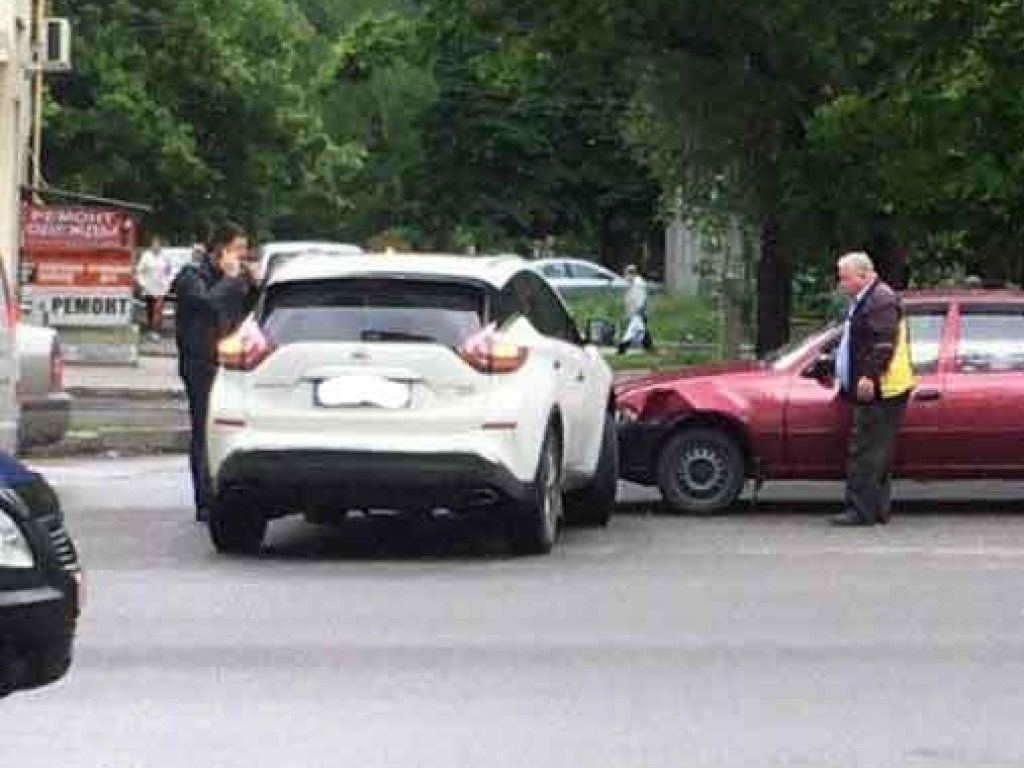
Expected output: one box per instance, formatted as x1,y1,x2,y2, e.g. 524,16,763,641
615,360,765,396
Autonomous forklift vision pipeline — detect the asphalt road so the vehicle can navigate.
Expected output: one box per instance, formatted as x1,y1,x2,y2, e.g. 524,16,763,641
5,456,1024,768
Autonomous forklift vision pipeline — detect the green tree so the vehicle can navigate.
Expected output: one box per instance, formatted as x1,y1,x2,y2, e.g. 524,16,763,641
415,0,660,260
45,0,363,240
792,0,1024,286
318,0,661,259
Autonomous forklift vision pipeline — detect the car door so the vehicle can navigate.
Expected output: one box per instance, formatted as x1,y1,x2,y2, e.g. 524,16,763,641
892,304,951,476
516,273,593,474
782,330,849,478
781,304,950,480
933,302,1024,476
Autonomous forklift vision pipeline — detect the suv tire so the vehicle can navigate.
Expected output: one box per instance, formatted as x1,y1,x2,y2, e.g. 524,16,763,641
508,427,562,556
209,487,268,556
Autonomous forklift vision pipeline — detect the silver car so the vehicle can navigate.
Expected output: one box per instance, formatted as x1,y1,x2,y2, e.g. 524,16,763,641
17,323,70,449
531,258,629,296
256,241,363,281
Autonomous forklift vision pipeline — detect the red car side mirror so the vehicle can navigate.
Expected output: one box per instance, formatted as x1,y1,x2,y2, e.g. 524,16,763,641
805,353,836,380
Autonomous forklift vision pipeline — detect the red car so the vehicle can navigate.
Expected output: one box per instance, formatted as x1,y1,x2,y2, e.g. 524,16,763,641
616,289,1024,513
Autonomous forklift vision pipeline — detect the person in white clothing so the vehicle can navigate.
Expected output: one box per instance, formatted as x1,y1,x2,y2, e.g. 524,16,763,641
136,236,173,339
618,264,654,354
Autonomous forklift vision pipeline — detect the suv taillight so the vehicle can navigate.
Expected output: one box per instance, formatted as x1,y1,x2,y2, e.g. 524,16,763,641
218,318,276,372
457,325,528,374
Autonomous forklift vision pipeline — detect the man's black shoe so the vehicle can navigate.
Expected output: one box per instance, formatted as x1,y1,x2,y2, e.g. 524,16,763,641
877,512,890,525
195,507,209,523
830,510,874,527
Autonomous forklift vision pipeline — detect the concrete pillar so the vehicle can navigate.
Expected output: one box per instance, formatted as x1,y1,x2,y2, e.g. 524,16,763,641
665,212,702,296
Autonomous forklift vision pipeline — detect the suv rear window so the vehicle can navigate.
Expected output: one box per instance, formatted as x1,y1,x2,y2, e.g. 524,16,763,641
261,278,485,347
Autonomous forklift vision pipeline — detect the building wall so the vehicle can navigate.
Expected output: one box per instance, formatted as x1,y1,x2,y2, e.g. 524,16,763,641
0,0,33,285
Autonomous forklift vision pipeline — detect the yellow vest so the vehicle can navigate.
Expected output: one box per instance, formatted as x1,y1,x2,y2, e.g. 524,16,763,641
880,318,915,398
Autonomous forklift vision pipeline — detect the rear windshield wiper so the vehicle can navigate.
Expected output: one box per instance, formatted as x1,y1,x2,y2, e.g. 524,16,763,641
360,329,436,343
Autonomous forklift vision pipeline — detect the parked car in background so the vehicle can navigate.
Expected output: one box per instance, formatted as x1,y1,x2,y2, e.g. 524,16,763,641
0,261,19,454
206,254,618,556
16,323,69,449
0,455,81,697
160,246,195,282
616,289,1024,514
532,257,664,299
256,241,363,281
532,258,628,296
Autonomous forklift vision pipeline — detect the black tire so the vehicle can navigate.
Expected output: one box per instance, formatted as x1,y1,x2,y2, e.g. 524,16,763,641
209,487,268,556
564,411,618,528
656,428,745,515
508,427,562,556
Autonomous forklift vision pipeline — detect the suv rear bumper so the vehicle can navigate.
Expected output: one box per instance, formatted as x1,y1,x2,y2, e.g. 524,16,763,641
215,449,535,513
0,585,76,695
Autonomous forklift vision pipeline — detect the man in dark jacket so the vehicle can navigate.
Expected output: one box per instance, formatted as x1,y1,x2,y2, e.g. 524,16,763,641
833,251,915,526
172,223,259,521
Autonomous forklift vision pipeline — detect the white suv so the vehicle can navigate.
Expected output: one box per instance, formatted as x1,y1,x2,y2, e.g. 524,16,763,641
206,254,618,556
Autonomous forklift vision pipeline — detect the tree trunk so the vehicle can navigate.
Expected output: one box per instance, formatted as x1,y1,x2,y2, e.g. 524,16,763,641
756,214,791,356
870,219,909,289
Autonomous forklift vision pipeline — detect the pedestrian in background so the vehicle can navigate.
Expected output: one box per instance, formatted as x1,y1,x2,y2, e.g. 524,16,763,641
171,223,260,522
136,236,173,340
617,264,654,354
833,251,915,527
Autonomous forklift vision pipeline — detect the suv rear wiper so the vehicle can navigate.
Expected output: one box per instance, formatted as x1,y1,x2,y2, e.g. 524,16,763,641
360,329,435,343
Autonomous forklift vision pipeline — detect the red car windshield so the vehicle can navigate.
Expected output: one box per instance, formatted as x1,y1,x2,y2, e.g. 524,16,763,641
763,325,838,370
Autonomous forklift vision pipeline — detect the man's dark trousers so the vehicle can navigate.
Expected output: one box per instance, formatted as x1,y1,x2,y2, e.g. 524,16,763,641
182,363,216,514
844,395,909,523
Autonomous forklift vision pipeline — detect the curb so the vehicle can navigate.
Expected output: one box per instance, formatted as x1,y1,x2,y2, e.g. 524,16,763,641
67,387,185,401
22,427,189,459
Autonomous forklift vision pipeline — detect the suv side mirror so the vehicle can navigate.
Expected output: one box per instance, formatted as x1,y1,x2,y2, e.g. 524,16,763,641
583,317,616,347
805,352,836,380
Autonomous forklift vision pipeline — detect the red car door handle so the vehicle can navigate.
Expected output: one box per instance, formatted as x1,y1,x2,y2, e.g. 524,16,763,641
914,388,942,402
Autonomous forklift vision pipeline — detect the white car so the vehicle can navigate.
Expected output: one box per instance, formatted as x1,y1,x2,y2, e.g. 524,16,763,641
531,257,628,296
160,246,195,280
206,254,618,556
255,241,363,280
16,323,70,449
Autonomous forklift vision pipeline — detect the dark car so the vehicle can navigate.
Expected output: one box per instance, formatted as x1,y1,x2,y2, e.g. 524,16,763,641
616,289,1024,513
0,454,80,696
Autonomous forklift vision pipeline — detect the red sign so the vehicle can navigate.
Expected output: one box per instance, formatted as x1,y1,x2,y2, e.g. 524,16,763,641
25,251,133,289
21,204,136,253
19,204,137,328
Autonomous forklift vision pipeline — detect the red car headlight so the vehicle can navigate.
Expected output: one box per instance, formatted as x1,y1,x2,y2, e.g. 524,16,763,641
616,403,641,424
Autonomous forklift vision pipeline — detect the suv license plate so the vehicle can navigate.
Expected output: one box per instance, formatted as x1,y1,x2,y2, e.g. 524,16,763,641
316,375,411,409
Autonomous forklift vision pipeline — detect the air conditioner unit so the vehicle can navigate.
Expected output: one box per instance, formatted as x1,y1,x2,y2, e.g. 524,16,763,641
38,18,71,72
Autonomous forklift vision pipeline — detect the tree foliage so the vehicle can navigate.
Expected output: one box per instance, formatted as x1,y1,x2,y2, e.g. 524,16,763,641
46,0,364,240
41,0,1024,315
